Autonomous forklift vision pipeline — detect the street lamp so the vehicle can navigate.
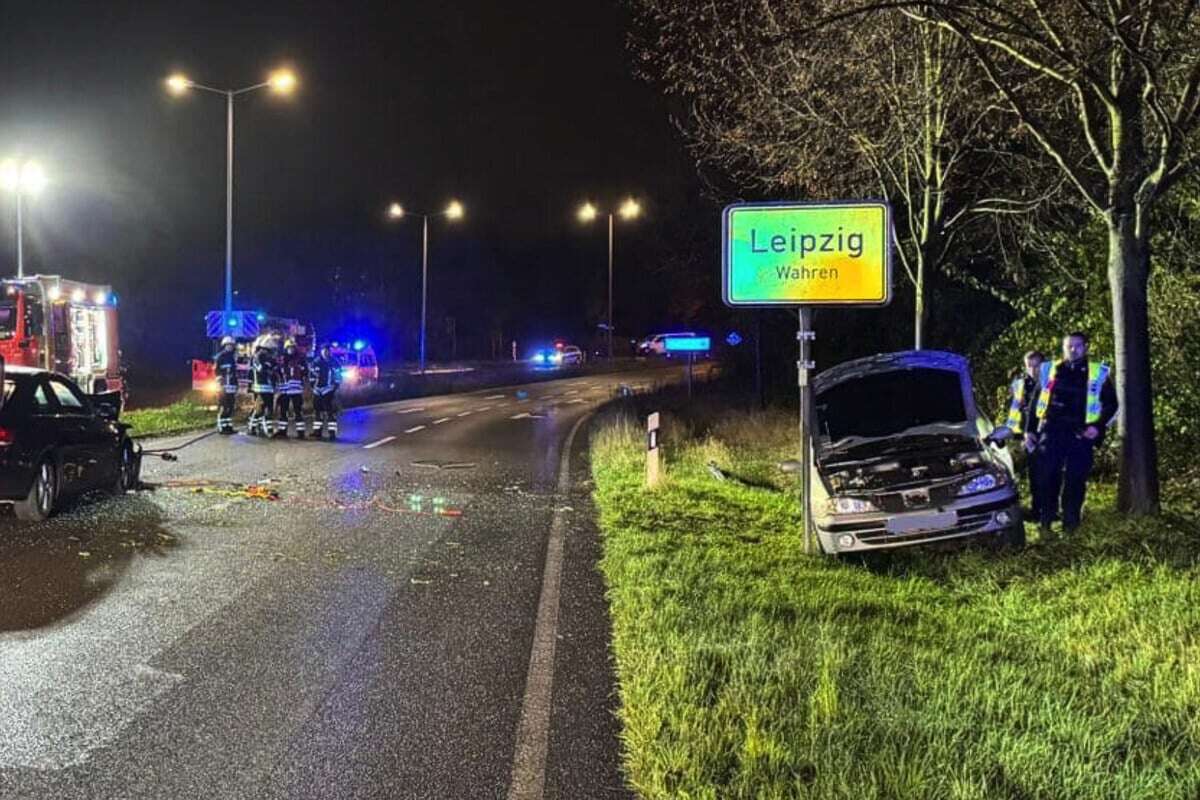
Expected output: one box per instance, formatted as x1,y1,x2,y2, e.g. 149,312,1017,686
577,197,641,359
385,199,465,373
165,67,298,312
0,159,47,278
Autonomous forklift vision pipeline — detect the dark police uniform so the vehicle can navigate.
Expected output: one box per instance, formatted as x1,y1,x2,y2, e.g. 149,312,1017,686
248,349,278,437
1030,358,1118,529
309,353,342,439
214,349,239,434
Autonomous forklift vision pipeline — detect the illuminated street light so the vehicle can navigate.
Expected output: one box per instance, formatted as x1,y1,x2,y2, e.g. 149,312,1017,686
0,158,48,277
577,197,643,358
165,65,299,312
385,199,467,372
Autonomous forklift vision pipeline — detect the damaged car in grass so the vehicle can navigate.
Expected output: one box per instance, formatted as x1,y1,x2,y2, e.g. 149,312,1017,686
810,350,1022,554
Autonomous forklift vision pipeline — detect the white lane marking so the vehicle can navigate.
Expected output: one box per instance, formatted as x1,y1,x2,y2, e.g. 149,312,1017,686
477,405,492,411
507,412,591,800
396,407,426,415
510,413,532,420
564,390,579,395
363,436,397,449
404,425,426,434
485,394,505,400
432,417,451,425
566,398,587,404
457,411,472,417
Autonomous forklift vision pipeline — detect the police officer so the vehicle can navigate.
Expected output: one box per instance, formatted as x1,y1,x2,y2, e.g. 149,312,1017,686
992,350,1046,519
214,335,239,435
1027,331,1118,534
275,338,308,439
309,343,341,439
248,338,279,437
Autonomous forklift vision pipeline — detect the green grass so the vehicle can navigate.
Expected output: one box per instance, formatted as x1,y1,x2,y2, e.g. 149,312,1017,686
592,409,1200,800
123,397,217,438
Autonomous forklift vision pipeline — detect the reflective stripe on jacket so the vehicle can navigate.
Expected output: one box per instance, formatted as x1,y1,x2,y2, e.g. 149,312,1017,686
1005,377,1025,433
1034,360,1111,424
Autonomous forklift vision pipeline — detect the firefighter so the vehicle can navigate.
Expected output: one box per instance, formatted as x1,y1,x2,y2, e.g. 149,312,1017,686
309,343,342,439
214,336,239,434
247,338,279,437
1027,331,1118,534
275,338,308,439
991,350,1047,519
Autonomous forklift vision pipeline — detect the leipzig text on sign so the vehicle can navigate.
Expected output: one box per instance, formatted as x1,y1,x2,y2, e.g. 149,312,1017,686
722,201,891,306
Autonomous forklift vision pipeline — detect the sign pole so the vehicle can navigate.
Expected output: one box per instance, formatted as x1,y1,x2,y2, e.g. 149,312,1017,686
797,308,815,554
686,352,693,398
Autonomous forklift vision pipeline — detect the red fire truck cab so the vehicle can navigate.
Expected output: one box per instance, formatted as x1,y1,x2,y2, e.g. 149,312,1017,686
0,275,123,395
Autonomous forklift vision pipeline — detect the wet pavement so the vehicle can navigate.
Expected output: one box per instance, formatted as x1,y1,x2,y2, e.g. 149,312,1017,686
0,366,675,799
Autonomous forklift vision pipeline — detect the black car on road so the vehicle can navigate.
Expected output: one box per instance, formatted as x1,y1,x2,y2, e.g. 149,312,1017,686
0,365,140,521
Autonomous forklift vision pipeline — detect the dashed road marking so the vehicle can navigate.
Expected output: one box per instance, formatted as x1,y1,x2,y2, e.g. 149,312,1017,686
404,425,426,434
397,407,426,415
457,411,473,417
485,394,505,400
477,405,492,411
363,436,396,449
433,417,451,425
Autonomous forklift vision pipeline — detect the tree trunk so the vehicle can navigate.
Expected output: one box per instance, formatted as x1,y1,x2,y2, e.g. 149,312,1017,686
1106,210,1160,514
913,250,927,350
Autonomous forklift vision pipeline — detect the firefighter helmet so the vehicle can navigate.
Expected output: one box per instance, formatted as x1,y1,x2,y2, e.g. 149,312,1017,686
284,338,297,349
220,336,236,347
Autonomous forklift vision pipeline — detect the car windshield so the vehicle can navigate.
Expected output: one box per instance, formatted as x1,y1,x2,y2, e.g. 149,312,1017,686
815,368,966,441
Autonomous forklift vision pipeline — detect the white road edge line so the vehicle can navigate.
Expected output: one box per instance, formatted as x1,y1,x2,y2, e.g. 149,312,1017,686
404,425,426,434
485,394,505,400
432,417,451,425
362,436,397,449
506,411,590,800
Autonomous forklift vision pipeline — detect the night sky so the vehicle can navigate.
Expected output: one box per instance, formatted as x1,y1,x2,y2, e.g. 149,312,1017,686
0,0,709,371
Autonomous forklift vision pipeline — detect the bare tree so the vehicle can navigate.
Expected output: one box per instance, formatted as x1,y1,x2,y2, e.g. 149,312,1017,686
867,0,1200,514
629,0,1029,348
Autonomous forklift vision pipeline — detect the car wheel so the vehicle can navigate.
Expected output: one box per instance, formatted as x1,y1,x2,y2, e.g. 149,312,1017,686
14,458,58,522
1004,522,1027,549
111,439,139,494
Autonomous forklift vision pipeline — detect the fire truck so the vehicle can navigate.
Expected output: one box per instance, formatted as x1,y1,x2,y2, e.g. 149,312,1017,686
191,311,316,393
0,275,123,394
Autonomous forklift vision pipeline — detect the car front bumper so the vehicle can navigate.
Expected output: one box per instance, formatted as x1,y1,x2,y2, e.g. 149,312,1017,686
815,488,1020,553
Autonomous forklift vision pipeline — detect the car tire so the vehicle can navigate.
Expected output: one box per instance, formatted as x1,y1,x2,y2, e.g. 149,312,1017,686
14,458,58,522
111,439,140,494
1004,521,1027,549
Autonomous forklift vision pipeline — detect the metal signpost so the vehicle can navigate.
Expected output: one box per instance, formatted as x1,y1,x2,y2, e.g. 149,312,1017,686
722,200,891,554
663,335,711,398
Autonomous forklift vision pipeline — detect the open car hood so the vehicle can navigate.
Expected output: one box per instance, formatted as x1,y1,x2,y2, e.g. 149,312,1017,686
812,350,981,443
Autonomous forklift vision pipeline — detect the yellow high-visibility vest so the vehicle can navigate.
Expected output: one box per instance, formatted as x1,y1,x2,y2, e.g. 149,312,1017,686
1034,360,1110,424
1005,377,1026,433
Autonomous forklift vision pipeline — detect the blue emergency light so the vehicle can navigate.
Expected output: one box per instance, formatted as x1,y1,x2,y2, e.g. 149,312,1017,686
664,336,711,353
353,339,366,351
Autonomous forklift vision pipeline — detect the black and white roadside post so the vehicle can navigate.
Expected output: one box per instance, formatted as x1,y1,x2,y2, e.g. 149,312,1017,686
722,200,892,557
646,411,661,488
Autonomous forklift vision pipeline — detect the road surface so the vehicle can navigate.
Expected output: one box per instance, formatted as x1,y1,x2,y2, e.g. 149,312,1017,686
0,366,681,799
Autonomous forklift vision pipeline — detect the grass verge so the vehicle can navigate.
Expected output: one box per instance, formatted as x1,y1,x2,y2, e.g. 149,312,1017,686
123,397,216,438
592,404,1200,800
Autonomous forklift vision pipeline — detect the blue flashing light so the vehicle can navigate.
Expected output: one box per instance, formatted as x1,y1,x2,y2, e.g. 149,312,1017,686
532,352,548,364
257,312,267,322
227,317,239,328
725,331,743,347
664,336,711,353
353,339,366,351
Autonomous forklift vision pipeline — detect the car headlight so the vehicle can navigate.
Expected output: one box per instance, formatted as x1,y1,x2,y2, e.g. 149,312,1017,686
957,470,1007,496
825,496,878,515
206,379,221,394
550,352,563,364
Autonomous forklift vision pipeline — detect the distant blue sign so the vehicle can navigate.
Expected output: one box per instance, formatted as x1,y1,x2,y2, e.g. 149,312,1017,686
664,336,711,353
725,331,743,347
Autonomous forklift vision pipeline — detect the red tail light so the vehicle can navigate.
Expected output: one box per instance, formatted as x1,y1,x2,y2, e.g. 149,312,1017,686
0,427,13,446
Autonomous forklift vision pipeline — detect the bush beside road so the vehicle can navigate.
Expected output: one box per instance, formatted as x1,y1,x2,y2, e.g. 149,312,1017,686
591,400,1200,800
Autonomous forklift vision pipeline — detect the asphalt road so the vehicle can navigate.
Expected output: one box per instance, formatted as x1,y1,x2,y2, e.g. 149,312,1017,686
0,365,681,799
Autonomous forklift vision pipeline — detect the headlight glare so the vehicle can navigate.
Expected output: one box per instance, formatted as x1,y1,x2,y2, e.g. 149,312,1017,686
958,471,1006,496
826,496,877,515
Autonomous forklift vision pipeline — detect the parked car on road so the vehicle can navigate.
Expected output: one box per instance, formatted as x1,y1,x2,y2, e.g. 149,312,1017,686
809,350,1022,553
0,366,140,521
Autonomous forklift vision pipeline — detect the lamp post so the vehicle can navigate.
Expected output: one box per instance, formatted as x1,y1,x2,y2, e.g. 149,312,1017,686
386,200,464,373
0,159,47,278
165,68,297,312
577,198,640,359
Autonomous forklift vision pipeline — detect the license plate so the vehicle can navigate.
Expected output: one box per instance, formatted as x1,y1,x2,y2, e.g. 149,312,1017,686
887,511,956,535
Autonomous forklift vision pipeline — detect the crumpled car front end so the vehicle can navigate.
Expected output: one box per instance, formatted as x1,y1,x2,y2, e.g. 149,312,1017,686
810,350,1021,553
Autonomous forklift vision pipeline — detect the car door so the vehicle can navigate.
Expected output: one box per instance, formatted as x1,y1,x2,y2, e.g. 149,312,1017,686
46,376,112,490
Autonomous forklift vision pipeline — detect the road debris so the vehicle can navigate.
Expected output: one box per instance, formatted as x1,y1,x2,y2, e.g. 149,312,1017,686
410,460,478,471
